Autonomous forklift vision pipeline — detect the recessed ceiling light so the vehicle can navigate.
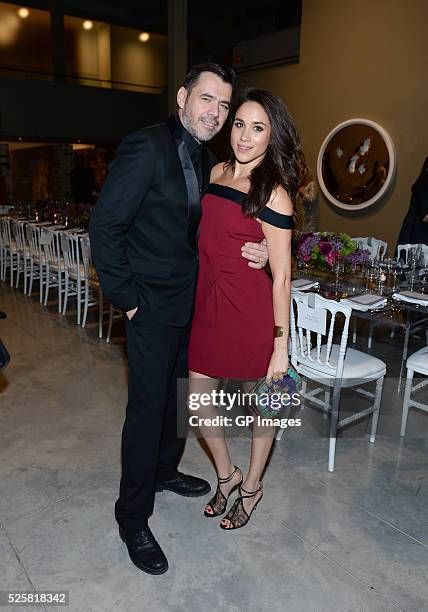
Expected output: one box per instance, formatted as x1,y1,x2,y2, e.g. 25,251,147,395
83,20,93,31
139,32,150,42
18,7,29,18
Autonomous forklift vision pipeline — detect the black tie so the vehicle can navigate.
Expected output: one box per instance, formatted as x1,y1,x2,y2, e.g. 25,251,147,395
188,147,203,249
190,148,203,194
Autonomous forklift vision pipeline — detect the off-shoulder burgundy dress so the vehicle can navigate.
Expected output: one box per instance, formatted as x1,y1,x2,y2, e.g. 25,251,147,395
188,183,293,379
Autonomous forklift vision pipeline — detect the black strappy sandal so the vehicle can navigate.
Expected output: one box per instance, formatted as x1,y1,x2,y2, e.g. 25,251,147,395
220,482,263,529
204,466,243,518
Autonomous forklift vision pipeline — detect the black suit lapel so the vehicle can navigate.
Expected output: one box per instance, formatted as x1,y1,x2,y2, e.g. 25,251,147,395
166,116,201,241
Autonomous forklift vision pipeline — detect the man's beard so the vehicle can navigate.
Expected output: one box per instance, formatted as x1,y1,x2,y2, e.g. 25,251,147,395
182,107,219,143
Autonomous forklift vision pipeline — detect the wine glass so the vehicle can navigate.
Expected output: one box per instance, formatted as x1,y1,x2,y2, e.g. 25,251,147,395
408,247,419,270
377,267,387,295
415,245,424,268
297,256,308,278
365,264,378,293
419,269,427,293
333,259,345,289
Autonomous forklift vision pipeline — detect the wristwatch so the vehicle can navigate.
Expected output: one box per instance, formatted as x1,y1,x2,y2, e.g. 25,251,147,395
274,325,284,338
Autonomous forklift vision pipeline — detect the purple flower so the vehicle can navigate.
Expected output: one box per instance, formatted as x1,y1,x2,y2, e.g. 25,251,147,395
345,249,370,265
330,236,344,252
297,233,320,259
325,250,340,267
320,242,332,256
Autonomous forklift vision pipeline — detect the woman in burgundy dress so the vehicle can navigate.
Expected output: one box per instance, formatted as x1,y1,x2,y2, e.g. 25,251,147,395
188,88,307,529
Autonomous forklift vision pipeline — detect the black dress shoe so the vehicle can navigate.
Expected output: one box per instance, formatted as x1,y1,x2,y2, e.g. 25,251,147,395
119,525,168,575
156,472,211,497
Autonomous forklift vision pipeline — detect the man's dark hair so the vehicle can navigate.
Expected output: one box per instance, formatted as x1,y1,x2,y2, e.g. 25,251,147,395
183,63,236,93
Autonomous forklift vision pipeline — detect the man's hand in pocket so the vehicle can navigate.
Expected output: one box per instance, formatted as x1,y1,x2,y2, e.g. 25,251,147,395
126,306,138,320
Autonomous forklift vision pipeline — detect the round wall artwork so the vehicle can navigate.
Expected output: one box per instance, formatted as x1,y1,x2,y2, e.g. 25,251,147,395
317,118,395,211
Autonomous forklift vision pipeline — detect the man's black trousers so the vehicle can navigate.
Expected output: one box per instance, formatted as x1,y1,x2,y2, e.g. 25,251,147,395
115,313,189,529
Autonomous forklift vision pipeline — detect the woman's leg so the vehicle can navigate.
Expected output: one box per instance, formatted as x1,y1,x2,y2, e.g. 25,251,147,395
189,371,242,514
221,382,275,528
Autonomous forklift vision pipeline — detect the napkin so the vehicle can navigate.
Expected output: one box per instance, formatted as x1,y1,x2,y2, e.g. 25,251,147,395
392,291,428,305
291,279,319,291
341,293,387,311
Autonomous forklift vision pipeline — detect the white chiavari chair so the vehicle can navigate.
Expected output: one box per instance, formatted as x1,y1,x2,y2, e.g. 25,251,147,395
353,237,387,261
106,305,122,343
26,223,46,302
0,217,8,281
80,236,103,337
11,220,31,294
40,228,64,311
60,232,85,325
400,347,428,437
290,291,386,472
351,237,388,349
0,217,18,286
397,243,428,266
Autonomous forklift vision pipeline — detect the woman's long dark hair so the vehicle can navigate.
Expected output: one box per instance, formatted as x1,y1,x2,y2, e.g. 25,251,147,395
411,156,428,193
226,88,308,218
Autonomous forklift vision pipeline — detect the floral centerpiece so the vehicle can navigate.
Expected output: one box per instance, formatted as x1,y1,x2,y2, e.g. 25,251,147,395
295,232,370,272
75,203,93,229
44,201,62,221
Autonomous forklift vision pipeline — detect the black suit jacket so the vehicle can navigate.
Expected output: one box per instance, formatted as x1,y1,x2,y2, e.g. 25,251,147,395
89,116,217,327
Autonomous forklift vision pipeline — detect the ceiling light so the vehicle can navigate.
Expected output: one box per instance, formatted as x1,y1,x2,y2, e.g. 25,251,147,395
83,20,93,31
0,14,19,44
18,7,29,19
139,32,150,42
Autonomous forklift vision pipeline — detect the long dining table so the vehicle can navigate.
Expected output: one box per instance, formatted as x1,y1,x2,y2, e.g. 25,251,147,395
293,267,428,390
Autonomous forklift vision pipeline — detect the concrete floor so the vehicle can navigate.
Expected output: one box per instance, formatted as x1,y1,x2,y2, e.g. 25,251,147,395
0,284,427,612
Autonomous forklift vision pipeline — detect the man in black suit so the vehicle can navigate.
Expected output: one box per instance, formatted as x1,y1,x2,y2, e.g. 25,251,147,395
90,64,268,575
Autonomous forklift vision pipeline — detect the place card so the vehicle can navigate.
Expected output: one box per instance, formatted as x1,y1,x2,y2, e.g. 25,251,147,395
297,302,327,335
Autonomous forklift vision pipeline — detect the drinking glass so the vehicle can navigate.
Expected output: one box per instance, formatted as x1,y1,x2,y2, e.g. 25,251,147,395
333,260,345,289
408,247,419,270
365,264,378,293
377,267,387,295
419,269,427,293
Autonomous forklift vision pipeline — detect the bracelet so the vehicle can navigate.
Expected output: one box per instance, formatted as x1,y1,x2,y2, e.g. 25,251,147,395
274,325,284,338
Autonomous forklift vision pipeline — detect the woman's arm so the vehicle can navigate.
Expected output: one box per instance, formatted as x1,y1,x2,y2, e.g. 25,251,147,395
261,187,293,383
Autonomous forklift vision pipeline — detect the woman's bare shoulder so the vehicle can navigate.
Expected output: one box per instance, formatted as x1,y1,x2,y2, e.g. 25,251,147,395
210,162,228,182
267,186,294,216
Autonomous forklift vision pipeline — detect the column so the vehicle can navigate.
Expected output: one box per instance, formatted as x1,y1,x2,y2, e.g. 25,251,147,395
52,144,74,201
168,0,187,114
304,198,320,232
0,144,12,201
97,23,112,88
50,0,66,81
